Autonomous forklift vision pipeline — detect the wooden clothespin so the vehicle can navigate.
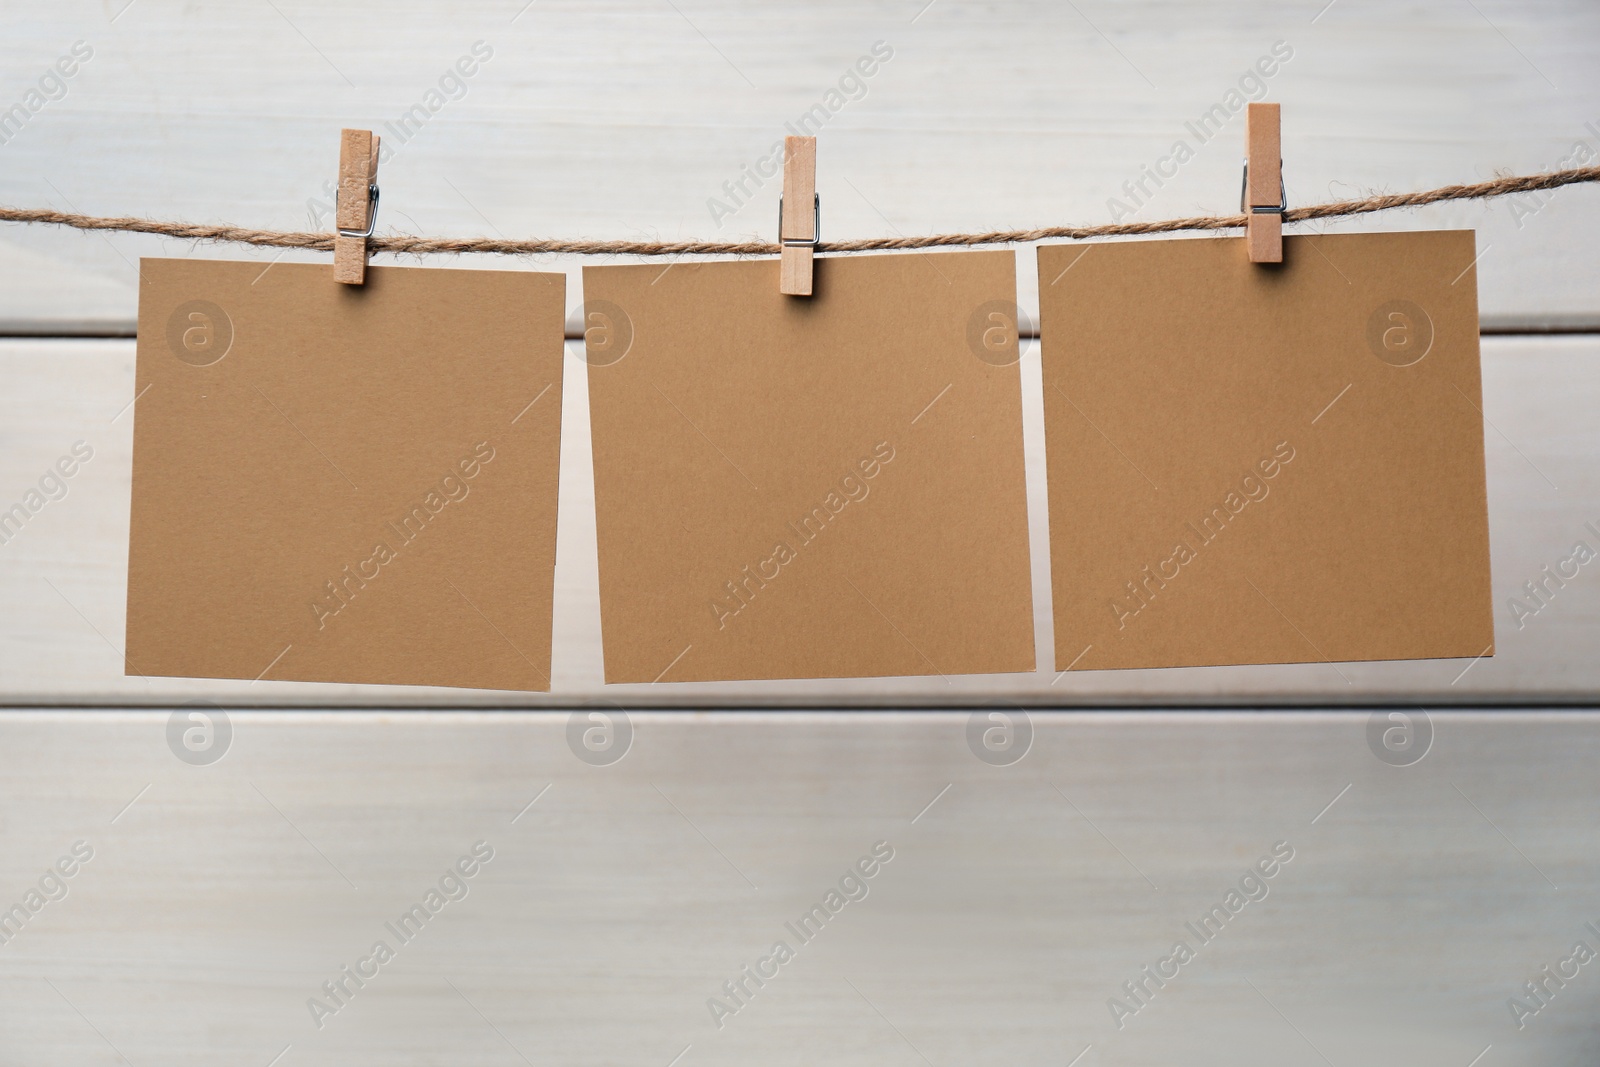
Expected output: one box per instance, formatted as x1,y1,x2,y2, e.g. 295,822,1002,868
779,135,818,296
1243,103,1283,264
334,128,380,285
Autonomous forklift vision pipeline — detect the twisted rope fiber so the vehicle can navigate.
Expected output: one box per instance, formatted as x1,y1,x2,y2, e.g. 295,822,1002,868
2,167,1597,258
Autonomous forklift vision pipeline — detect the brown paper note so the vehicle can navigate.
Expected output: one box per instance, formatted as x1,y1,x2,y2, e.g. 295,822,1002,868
127,259,566,690
583,252,1035,684
1038,231,1494,673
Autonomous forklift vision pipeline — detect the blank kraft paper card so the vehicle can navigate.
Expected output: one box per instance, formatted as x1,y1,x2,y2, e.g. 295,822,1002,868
1038,231,1494,672
583,252,1034,684
127,259,566,690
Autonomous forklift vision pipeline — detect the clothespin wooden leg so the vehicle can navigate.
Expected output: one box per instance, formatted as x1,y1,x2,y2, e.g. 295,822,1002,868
1245,103,1283,264
779,135,817,296
334,128,380,285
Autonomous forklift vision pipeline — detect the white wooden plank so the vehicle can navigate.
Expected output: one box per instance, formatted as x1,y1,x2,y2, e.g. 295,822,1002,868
0,1,1597,331
0,709,1594,1064
1,333,1596,705
1,6,1595,1060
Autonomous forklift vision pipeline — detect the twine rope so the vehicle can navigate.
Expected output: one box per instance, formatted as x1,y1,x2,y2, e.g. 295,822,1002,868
1,167,1595,258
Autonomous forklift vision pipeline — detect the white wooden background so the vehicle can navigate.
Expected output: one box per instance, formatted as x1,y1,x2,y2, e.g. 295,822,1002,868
2,1,1599,1061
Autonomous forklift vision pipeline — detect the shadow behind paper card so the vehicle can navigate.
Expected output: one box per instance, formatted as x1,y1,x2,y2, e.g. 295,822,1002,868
583,251,1035,684
127,259,566,691
1037,231,1494,672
